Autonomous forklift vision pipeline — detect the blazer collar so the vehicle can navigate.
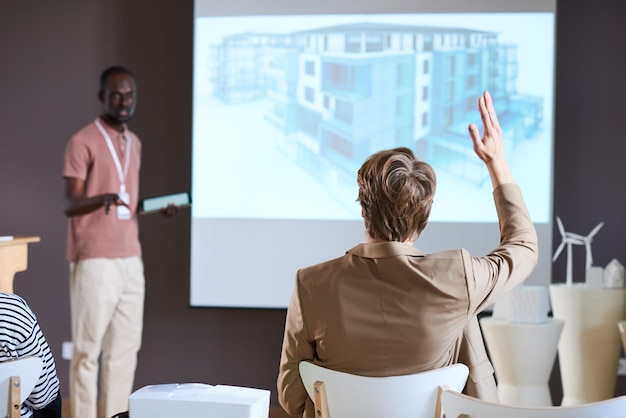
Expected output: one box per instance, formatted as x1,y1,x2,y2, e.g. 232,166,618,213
347,241,426,259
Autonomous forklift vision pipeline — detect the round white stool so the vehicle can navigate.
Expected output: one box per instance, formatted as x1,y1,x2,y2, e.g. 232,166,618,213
550,284,626,406
480,317,564,407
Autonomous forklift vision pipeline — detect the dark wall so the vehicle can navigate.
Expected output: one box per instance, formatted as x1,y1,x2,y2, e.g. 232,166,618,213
552,1,626,277
549,0,626,401
0,0,625,409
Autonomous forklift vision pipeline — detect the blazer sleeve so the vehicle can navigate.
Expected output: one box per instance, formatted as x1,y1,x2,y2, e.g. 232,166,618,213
457,316,498,401
277,275,315,416
465,183,538,315
457,183,537,401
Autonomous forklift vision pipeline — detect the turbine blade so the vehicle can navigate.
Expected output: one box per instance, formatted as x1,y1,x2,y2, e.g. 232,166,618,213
588,222,604,238
553,241,565,262
556,216,565,236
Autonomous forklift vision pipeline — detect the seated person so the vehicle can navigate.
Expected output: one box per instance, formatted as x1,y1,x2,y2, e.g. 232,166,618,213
0,292,61,418
277,91,538,418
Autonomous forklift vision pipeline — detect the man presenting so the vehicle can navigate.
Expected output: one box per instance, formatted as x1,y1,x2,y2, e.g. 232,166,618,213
62,66,174,418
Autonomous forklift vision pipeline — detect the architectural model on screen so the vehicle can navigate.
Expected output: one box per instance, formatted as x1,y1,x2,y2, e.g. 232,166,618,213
191,8,555,308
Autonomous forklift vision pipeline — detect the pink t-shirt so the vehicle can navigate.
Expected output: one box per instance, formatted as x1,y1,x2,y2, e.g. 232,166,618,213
62,118,142,262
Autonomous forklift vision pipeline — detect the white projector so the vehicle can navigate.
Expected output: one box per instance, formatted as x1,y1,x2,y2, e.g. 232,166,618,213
129,383,270,418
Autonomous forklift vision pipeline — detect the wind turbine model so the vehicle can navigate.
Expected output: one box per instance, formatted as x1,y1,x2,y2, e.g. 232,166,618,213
580,221,604,270
552,216,585,286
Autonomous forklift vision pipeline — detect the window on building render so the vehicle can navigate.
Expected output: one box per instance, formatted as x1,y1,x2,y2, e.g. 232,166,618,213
444,81,454,102
327,131,353,158
446,55,456,77
467,52,476,67
464,34,471,48
423,35,433,51
467,75,476,89
423,59,430,75
323,63,371,97
304,86,315,103
444,106,454,127
422,85,429,101
335,99,353,123
346,34,361,53
366,34,383,52
305,60,315,76
422,112,428,127
397,62,411,88
326,64,354,91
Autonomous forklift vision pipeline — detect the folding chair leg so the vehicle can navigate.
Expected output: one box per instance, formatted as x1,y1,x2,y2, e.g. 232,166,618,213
10,376,21,418
435,386,445,418
313,381,330,418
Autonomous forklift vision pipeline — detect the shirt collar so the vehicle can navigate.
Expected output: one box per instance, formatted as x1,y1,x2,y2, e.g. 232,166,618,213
97,116,128,136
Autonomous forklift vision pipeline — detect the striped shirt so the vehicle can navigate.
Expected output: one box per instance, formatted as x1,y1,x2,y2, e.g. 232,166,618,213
0,293,60,418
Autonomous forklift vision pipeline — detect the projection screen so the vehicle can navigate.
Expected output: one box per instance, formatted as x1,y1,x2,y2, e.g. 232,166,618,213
190,0,556,308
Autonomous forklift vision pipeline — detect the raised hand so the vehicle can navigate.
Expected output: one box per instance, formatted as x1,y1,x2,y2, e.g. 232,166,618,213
468,91,513,187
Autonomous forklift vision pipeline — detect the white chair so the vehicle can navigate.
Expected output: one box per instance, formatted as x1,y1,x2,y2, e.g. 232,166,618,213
298,361,469,418
0,356,43,418
437,386,626,418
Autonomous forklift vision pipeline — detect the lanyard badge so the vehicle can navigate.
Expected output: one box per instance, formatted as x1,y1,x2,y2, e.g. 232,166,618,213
117,186,131,220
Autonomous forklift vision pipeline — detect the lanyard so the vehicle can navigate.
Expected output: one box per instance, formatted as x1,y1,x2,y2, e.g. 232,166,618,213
95,118,132,193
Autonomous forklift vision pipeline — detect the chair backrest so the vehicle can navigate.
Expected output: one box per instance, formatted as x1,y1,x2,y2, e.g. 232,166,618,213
438,386,626,418
298,361,469,418
0,356,43,418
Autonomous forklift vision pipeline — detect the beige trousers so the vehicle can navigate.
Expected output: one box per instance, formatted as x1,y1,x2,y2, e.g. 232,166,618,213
69,256,144,418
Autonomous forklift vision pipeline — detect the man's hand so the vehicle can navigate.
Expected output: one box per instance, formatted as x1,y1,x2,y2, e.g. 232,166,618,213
64,177,129,217
102,193,128,215
160,203,179,217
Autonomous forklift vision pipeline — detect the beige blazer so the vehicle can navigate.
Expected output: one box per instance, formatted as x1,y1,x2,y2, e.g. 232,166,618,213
277,183,538,418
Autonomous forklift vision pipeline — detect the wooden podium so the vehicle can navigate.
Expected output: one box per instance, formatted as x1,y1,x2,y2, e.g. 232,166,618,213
0,236,40,293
